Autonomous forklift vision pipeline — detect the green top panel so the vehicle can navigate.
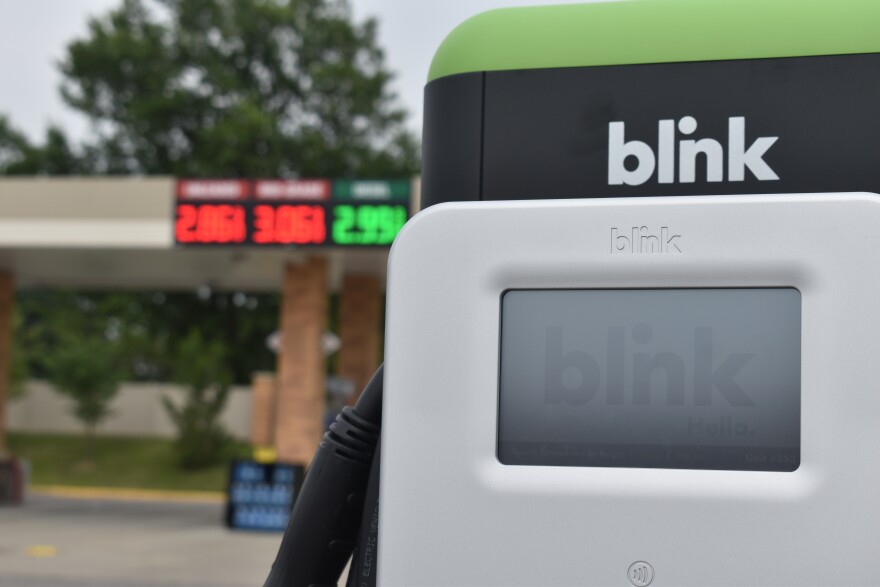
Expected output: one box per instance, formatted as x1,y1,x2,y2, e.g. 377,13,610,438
428,0,880,82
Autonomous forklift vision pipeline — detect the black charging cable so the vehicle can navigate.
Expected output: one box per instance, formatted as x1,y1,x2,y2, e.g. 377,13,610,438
345,433,381,587
264,365,383,587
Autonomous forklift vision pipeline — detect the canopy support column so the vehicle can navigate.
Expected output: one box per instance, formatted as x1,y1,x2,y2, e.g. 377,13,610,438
274,258,327,465
338,274,382,404
0,274,12,455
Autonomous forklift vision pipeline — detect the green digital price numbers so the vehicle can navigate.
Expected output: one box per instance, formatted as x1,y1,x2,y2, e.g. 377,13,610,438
332,204,408,245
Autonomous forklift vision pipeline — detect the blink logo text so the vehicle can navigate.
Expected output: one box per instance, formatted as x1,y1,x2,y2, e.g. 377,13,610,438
544,324,755,407
608,116,779,186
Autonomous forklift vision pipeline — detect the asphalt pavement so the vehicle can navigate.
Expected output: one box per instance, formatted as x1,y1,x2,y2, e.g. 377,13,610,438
0,494,291,587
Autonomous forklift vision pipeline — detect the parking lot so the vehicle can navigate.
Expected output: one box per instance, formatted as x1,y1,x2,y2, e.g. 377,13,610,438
0,494,286,587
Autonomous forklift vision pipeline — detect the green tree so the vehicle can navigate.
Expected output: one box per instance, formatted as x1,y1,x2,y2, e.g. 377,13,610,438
2,0,418,177
46,335,123,442
163,330,233,470
15,289,279,387
53,0,418,177
8,309,36,401
0,117,85,175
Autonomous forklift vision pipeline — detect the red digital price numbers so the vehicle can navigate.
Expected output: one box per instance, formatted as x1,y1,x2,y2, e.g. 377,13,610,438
252,205,327,245
176,204,247,244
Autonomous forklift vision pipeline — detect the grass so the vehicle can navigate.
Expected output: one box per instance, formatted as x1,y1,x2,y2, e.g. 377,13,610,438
7,433,250,492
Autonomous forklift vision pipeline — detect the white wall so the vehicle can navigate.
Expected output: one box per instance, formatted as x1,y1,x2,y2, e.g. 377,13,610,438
6,380,253,441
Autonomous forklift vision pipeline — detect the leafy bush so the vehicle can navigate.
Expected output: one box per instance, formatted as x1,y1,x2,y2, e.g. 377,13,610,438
46,335,122,438
8,309,32,401
163,330,233,470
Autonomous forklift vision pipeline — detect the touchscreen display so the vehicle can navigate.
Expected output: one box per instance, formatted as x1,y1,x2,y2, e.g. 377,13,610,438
498,289,801,472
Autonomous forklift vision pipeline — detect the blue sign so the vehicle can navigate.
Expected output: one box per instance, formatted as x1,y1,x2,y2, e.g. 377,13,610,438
225,460,304,531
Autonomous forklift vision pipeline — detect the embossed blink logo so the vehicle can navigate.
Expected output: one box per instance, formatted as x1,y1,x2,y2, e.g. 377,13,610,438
611,226,682,254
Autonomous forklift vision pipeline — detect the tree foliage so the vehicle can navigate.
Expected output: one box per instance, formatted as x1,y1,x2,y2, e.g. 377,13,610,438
162,330,233,469
1,0,418,177
16,290,279,386
45,335,123,436
8,309,35,401
0,116,85,175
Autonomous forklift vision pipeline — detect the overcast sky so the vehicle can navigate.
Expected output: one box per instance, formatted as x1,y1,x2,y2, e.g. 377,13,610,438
0,0,590,144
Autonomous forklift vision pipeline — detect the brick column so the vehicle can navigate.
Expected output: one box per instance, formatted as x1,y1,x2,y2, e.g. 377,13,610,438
338,274,382,403
274,258,328,465
250,372,276,447
0,274,12,455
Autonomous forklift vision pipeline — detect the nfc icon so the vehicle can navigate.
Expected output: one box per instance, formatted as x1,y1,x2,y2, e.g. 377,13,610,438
627,561,655,586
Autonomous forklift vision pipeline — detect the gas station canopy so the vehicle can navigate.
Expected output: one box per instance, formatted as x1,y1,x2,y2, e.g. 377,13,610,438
0,177,418,291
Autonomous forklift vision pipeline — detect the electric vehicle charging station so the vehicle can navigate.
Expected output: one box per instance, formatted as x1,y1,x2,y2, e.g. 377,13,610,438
264,2,880,586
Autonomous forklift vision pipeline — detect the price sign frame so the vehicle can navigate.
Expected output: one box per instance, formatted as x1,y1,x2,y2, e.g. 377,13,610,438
173,179,412,248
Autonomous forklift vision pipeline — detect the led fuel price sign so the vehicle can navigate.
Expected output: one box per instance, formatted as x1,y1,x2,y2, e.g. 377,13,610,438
174,179,412,247
252,205,326,245
175,180,250,244
332,204,408,245
176,204,248,244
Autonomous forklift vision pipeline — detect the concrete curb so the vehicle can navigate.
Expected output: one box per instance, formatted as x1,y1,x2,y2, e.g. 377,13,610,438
30,484,225,504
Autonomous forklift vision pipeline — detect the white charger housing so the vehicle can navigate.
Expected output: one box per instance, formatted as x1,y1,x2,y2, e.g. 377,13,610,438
380,193,880,586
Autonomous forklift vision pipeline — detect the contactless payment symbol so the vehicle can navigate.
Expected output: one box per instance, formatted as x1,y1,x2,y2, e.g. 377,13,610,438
628,561,654,586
